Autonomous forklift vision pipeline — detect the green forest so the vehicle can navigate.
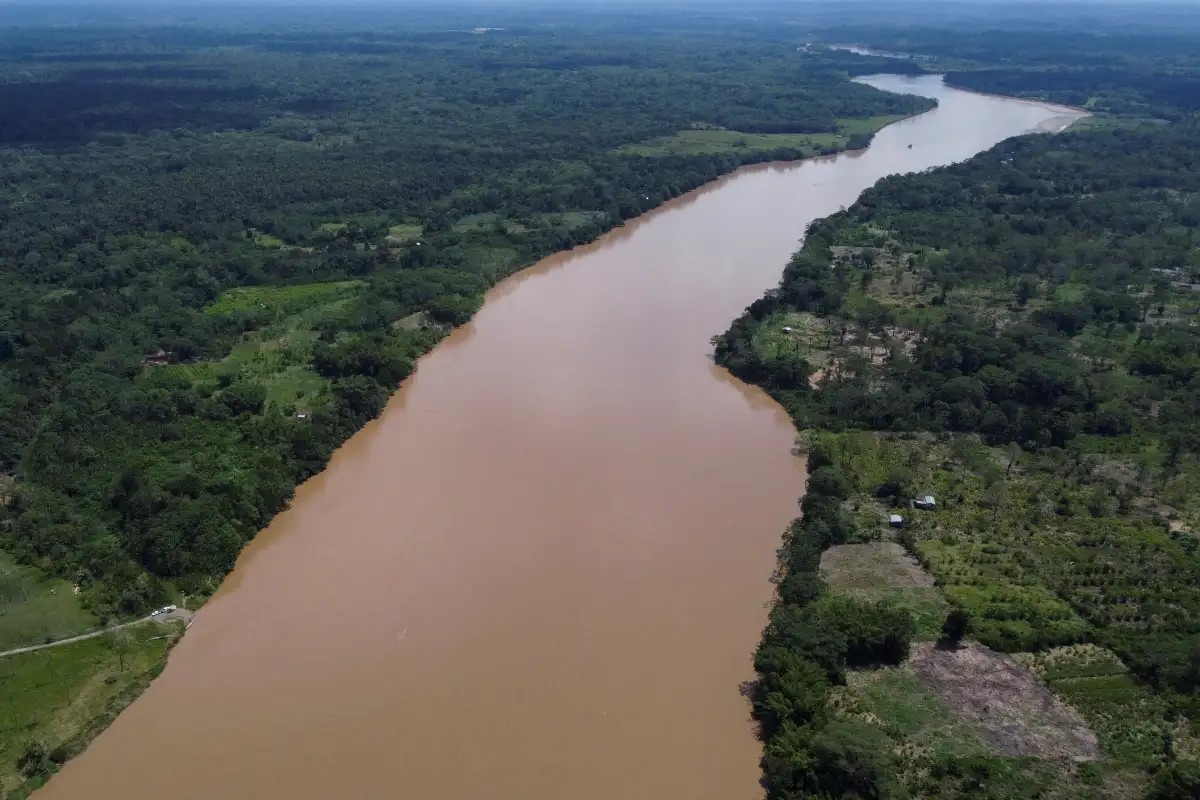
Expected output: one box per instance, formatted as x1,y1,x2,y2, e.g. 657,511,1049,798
0,13,930,619
718,10,1200,797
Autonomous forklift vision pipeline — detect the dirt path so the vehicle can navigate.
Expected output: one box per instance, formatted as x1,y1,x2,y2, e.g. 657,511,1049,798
0,609,191,659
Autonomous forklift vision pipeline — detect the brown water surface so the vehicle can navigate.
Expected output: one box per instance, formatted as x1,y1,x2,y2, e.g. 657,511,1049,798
39,76,1083,800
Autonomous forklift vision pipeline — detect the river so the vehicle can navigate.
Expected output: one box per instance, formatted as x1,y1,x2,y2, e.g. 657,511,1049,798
37,76,1084,800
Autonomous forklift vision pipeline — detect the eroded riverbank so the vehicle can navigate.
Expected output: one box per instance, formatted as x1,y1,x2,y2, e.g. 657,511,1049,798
37,76,1084,800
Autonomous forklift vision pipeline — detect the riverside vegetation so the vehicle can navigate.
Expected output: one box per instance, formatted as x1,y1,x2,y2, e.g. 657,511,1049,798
0,5,938,795
717,10,1200,797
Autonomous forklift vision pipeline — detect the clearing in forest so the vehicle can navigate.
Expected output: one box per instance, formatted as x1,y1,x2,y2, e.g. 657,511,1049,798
821,542,934,590
820,541,947,639
0,551,97,652
909,641,1100,761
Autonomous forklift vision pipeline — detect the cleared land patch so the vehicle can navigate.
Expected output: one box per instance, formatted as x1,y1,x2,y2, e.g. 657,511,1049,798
838,665,989,759
204,280,366,317
386,223,423,243
451,212,527,235
910,641,1100,762
619,129,840,157
822,542,935,590
618,114,912,158
0,552,97,652
821,542,947,640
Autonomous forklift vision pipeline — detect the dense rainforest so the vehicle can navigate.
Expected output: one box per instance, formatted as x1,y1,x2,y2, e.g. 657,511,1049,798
0,11,934,620
718,14,1200,797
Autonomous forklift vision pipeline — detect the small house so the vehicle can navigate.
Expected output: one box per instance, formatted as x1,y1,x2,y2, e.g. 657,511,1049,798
142,348,170,366
889,514,904,528
782,326,794,333
914,495,937,510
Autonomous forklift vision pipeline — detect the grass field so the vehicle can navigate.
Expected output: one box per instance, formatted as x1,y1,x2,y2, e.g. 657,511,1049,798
157,329,331,414
618,114,913,157
838,113,913,136
386,222,423,243
250,230,285,248
840,664,989,759
451,212,528,235
821,542,948,639
618,129,841,157
204,279,366,317
0,553,96,652
534,211,604,231
164,280,382,415
0,622,175,798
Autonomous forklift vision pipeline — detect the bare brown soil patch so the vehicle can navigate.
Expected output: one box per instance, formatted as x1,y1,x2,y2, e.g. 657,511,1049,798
910,641,1100,761
821,542,935,591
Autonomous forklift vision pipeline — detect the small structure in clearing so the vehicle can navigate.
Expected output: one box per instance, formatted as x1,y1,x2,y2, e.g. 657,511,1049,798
142,348,170,366
889,514,904,527
914,494,937,510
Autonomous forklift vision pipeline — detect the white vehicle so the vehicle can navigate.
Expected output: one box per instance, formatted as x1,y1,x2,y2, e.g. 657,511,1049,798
154,605,178,616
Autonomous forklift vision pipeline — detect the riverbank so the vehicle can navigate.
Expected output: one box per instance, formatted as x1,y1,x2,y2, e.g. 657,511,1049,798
1,621,184,800
716,106,1200,798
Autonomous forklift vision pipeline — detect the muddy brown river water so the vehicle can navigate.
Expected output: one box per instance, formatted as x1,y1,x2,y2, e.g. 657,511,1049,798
38,76,1083,800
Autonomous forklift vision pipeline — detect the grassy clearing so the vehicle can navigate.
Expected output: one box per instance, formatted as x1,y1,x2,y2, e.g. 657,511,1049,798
618,128,841,157
0,622,175,798
451,212,528,235
822,542,935,590
204,279,366,317
750,310,834,383
386,222,423,243
618,114,911,157
820,542,948,639
250,230,285,248
167,329,330,413
830,657,1118,800
163,283,371,414
839,665,989,759
534,211,603,231
0,553,97,652
837,113,913,136
457,243,521,280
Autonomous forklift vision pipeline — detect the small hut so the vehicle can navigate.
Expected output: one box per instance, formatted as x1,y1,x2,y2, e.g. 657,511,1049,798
914,494,937,510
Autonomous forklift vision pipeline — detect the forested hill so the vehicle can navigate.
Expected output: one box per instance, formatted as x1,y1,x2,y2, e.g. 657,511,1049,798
0,20,932,617
717,110,1200,796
